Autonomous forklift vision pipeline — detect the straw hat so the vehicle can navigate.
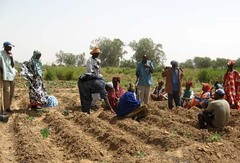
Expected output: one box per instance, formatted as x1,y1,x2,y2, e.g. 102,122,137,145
90,47,101,54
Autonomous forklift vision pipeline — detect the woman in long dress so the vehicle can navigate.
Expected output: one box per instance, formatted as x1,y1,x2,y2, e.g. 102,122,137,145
21,51,57,109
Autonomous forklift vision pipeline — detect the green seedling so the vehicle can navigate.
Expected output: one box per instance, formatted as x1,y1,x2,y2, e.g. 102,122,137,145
206,132,221,142
40,128,50,139
62,110,69,116
26,116,35,122
136,150,146,158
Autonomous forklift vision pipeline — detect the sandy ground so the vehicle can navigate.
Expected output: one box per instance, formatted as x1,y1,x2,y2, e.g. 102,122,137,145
1,78,240,163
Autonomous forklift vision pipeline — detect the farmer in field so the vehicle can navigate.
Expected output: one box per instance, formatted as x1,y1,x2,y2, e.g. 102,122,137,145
150,80,168,101
136,54,154,104
117,83,148,121
21,51,58,110
198,89,230,129
162,60,183,109
0,41,16,113
210,82,223,98
107,77,125,112
223,60,240,110
86,47,103,109
181,81,194,109
78,73,114,114
191,83,211,109
86,47,102,78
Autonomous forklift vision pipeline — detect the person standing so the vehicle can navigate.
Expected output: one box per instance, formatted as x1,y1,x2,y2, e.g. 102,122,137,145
136,54,154,104
162,60,183,109
86,47,102,78
198,89,230,129
21,51,58,109
223,60,240,110
0,41,16,112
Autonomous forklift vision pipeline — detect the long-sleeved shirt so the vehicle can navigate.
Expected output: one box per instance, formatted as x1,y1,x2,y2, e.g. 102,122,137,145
86,57,102,78
0,50,16,81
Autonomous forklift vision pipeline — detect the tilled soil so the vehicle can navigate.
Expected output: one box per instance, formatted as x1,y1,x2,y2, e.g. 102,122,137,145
1,79,240,163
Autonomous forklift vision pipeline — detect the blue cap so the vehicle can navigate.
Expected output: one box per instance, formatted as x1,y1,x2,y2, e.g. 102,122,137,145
3,41,14,47
215,89,225,95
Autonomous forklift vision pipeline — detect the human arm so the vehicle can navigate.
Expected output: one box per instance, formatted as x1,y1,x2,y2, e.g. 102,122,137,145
103,97,115,114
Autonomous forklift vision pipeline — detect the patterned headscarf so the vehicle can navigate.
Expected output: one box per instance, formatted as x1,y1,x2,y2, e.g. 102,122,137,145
31,51,43,76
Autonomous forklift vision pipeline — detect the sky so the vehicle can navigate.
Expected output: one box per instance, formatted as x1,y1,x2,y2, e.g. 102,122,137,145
1,0,240,66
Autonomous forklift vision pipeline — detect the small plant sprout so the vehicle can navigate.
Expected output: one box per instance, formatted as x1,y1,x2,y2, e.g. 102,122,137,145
136,150,146,158
40,128,50,139
206,132,221,142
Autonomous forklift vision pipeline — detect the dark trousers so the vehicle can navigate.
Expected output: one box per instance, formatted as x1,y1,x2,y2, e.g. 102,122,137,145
78,79,93,113
168,91,180,109
198,112,213,129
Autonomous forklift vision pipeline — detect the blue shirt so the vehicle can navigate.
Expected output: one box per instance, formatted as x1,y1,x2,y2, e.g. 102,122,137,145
136,60,154,86
172,68,179,91
117,91,141,117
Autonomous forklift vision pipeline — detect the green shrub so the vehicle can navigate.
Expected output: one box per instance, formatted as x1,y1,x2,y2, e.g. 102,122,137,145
44,68,57,81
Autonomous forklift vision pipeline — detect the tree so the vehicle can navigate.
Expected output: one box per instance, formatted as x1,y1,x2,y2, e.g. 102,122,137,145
90,37,126,67
76,53,86,66
129,38,166,67
211,58,228,69
120,59,136,68
55,50,65,65
55,51,86,66
179,59,194,68
193,57,211,68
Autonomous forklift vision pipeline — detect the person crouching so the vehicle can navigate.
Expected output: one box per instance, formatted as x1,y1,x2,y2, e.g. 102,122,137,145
117,83,148,122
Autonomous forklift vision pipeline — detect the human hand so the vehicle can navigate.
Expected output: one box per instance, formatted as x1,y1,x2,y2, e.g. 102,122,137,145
94,65,100,69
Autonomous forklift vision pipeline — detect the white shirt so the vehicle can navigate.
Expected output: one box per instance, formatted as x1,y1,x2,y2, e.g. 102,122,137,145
86,57,102,78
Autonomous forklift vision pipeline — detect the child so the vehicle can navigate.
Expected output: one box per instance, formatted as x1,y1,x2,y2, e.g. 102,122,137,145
181,81,194,108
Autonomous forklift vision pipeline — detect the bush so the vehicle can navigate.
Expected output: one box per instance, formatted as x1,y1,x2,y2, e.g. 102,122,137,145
44,69,57,81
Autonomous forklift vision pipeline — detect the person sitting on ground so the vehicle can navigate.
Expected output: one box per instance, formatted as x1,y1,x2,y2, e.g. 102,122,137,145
191,83,211,109
198,89,230,129
181,81,194,108
107,77,125,112
117,83,148,121
210,81,224,99
78,73,114,114
150,80,168,101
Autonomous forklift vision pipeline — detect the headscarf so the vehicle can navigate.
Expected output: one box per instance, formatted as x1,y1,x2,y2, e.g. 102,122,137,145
185,81,192,87
228,60,235,66
202,83,211,92
31,51,43,76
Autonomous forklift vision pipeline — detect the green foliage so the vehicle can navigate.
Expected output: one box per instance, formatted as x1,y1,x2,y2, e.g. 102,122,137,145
26,115,35,122
40,128,50,139
44,68,57,81
198,69,224,83
129,38,166,67
136,150,146,158
90,37,126,67
62,110,69,116
55,50,86,66
194,57,212,68
206,132,221,142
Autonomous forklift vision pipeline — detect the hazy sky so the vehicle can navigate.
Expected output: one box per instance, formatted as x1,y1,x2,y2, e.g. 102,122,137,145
1,0,240,66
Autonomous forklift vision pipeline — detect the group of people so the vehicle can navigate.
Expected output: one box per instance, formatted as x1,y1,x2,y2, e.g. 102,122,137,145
0,42,238,129
0,41,58,118
78,47,240,129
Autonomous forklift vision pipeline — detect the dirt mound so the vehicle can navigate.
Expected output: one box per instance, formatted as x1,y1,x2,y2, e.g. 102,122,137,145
1,80,240,162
